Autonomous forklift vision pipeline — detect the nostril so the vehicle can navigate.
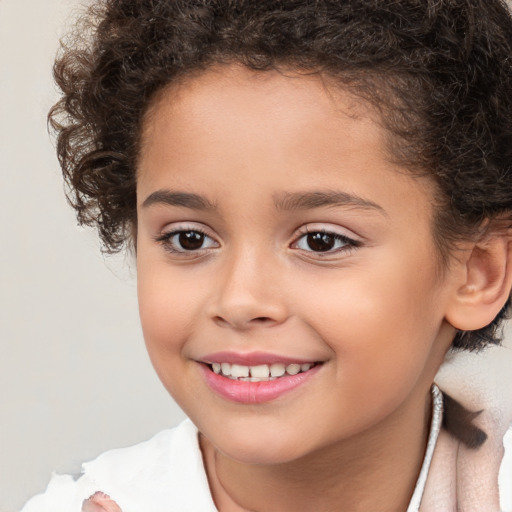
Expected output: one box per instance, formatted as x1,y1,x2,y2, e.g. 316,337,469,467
213,315,229,326
213,315,275,328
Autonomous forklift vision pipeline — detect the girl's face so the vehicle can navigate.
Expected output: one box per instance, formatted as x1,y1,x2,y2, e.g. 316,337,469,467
136,65,458,464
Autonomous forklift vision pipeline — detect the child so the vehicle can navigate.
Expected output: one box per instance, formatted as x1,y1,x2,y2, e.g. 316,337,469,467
22,0,512,510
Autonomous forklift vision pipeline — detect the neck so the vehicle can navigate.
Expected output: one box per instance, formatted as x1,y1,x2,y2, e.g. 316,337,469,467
201,388,433,512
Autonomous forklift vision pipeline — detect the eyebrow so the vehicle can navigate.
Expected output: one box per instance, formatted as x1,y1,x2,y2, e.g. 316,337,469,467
273,190,386,215
141,188,385,215
141,190,217,210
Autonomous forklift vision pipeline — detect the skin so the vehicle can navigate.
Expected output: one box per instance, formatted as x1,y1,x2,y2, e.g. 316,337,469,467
136,65,467,512
82,492,122,512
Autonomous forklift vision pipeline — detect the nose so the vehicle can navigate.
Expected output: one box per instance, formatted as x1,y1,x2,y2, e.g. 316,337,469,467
209,247,289,331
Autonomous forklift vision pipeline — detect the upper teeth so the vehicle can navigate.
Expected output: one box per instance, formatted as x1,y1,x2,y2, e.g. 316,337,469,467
211,362,313,380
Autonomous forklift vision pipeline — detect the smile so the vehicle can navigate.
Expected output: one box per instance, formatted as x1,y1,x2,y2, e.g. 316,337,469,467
200,356,323,404
209,362,316,381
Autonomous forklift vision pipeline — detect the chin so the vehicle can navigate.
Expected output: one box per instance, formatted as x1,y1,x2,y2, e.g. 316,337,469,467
204,424,314,466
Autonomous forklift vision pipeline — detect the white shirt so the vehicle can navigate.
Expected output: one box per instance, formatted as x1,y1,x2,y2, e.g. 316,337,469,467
22,420,216,512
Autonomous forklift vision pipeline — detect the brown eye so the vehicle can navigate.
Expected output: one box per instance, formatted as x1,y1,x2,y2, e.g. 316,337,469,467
178,231,205,250
306,232,336,252
294,230,357,254
157,228,218,253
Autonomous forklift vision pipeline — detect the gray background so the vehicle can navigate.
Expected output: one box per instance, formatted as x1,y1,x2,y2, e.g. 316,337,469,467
0,1,511,511
0,1,185,510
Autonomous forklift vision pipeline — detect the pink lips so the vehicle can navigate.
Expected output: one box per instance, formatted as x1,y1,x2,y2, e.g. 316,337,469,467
199,352,322,404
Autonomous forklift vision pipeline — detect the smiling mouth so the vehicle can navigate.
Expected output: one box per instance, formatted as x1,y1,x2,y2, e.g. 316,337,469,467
206,362,320,381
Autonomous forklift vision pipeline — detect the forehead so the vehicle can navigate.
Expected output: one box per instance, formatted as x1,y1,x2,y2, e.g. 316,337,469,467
140,65,380,168
137,64,434,225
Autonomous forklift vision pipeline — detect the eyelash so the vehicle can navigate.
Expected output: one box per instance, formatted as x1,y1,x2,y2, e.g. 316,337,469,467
154,226,361,256
154,227,217,254
292,227,361,256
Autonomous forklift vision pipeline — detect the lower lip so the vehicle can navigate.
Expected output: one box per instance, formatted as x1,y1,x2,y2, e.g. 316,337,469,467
200,364,321,404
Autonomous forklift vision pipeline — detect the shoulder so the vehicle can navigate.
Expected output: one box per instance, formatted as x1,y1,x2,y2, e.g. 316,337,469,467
21,419,217,512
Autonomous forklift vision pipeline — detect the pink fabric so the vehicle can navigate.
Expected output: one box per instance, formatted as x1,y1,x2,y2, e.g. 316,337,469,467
420,345,512,512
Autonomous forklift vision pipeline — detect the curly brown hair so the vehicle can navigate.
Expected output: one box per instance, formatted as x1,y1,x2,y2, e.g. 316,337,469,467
49,0,512,351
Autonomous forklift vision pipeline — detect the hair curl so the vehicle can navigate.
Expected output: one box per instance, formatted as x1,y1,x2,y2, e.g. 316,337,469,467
49,0,512,350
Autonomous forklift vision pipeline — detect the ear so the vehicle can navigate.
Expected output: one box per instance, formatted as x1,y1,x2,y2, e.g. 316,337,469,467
445,233,512,331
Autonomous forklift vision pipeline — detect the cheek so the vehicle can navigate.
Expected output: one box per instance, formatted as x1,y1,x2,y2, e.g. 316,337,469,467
296,253,443,388
137,256,202,366
137,266,206,406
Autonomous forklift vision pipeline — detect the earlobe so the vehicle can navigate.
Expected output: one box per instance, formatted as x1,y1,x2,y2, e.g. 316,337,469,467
445,235,512,332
